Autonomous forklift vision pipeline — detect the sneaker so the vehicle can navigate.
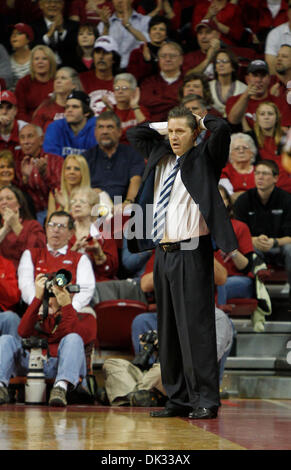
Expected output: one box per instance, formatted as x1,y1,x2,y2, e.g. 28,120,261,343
49,386,67,407
0,385,9,405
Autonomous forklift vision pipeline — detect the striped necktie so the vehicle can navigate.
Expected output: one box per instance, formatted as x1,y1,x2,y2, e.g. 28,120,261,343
152,159,180,244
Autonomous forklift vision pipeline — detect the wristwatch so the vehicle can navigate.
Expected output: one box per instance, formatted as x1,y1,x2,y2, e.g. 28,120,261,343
273,238,279,248
125,22,131,29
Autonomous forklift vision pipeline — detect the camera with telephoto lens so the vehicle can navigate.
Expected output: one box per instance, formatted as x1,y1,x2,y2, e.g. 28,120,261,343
131,330,158,371
21,336,48,405
44,269,80,296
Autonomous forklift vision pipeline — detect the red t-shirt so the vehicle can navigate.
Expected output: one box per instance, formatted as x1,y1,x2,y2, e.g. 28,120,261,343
80,70,115,116
15,75,54,122
110,105,151,144
215,219,253,277
0,255,20,310
221,162,255,192
0,220,46,269
32,99,65,132
226,92,281,129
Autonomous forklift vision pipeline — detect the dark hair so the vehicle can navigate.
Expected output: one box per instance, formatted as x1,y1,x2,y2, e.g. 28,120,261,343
213,48,238,81
168,105,198,131
181,93,207,110
179,72,213,106
96,110,121,129
255,159,279,176
77,23,98,58
0,184,33,221
149,15,171,35
47,210,75,230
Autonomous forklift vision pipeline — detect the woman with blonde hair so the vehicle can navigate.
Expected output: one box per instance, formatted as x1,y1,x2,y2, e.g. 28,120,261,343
247,101,290,193
47,153,112,220
15,45,56,121
69,186,118,281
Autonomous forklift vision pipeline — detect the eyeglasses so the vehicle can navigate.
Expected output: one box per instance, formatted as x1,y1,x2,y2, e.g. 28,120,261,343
233,145,250,151
47,222,68,230
114,86,130,91
216,59,230,64
254,170,274,177
159,53,180,59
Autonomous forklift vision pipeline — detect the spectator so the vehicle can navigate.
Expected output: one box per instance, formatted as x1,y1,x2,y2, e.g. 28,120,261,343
209,48,247,117
69,0,113,26
0,272,97,406
43,90,97,158
0,254,21,339
127,15,171,84
226,59,282,131
219,133,256,201
80,35,121,116
135,0,181,31
9,23,34,90
66,23,97,74
0,44,14,90
0,90,27,155
269,44,291,127
183,19,221,79
47,154,91,219
216,185,255,303
248,101,291,193
17,210,96,312
139,41,184,121
0,150,35,216
14,123,63,225
241,0,288,46
31,0,79,67
217,184,271,332
15,45,56,122
179,72,222,116
69,187,119,281
107,73,150,144
32,66,83,132
97,0,151,69
191,0,244,46
84,110,144,204
265,1,291,75
234,159,291,300
0,185,46,269
180,94,210,145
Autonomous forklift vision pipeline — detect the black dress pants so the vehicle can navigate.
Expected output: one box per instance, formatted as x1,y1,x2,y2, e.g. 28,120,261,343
154,235,220,411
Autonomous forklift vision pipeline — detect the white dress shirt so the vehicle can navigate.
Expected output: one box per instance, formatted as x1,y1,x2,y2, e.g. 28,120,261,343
17,244,96,311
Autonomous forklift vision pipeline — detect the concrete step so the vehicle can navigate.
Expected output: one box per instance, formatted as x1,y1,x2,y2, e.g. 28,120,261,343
221,371,291,399
232,320,291,333
225,356,291,370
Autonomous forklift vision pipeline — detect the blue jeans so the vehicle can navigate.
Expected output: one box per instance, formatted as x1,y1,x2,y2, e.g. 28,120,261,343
0,333,87,388
217,276,254,305
0,312,20,337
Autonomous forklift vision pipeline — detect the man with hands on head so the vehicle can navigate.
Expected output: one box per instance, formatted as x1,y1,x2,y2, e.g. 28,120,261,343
127,106,237,420
0,272,97,406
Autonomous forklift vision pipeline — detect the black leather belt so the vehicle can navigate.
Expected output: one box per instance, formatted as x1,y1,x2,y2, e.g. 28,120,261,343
159,239,191,252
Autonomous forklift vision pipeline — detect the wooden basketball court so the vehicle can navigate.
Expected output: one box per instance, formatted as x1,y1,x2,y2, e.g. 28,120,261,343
0,398,290,451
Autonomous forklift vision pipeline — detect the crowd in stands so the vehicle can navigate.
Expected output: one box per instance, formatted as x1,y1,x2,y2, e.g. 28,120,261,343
0,0,291,407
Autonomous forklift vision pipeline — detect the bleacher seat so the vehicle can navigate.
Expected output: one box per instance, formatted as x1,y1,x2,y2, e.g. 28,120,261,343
94,299,149,350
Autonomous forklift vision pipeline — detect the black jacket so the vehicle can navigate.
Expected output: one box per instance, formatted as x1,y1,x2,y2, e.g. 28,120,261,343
126,114,238,253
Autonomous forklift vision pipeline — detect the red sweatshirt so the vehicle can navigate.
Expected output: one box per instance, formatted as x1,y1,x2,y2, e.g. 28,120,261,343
18,297,97,357
15,75,54,122
0,255,20,310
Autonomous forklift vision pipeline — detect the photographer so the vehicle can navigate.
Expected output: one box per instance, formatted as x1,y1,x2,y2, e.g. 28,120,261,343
0,273,97,406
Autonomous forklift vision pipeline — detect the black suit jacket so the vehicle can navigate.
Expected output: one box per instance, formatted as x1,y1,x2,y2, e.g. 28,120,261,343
31,18,79,67
126,114,238,254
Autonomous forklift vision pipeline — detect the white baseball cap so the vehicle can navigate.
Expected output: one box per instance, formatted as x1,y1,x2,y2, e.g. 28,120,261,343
94,36,119,54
